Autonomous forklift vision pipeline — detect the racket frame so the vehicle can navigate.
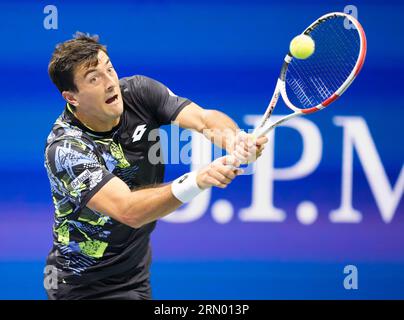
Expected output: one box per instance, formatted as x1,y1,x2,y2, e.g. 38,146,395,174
253,12,367,138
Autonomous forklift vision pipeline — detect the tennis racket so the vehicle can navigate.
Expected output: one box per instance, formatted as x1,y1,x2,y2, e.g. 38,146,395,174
253,12,367,139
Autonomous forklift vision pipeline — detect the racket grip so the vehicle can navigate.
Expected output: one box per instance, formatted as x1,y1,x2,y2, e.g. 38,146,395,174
226,164,237,170
225,132,257,169
224,154,241,170
252,126,266,139
225,160,238,170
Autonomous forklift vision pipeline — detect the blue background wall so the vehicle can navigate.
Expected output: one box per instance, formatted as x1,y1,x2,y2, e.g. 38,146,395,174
0,0,403,299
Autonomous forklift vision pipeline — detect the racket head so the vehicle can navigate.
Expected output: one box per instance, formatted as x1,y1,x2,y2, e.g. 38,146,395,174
279,12,367,114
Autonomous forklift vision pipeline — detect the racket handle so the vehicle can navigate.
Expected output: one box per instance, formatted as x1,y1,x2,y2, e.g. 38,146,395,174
225,159,239,170
225,131,259,169
252,126,268,139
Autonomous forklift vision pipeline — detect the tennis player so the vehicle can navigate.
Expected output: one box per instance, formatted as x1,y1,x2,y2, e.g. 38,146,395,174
44,32,267,300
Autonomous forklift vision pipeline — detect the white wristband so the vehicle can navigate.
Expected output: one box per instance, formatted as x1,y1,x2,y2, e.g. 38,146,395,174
171,171,203,203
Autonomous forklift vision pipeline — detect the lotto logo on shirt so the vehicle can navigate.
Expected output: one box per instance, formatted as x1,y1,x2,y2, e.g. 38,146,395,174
132,124,147,142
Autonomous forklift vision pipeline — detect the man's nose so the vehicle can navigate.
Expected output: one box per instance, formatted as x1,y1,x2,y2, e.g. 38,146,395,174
105,73,116,92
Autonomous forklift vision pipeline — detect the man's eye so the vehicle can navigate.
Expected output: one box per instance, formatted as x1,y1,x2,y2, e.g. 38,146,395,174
107,67,114,73
90,77,97,83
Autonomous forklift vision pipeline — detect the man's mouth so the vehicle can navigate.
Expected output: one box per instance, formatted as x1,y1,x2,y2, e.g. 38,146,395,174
105,94,119,104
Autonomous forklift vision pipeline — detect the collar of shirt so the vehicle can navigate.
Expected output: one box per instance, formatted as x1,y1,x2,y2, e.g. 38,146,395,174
64,103,123,138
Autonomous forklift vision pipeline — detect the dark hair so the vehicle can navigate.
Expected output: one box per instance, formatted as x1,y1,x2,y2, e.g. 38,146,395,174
48,31,108,93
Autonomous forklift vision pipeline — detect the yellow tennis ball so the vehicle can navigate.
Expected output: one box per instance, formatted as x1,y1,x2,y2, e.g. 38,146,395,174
289,34,315,59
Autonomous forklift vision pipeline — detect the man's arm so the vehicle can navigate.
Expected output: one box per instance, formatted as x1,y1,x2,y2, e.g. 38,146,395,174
87,155,242,229
125,76,267,158
87,177,180,229
174,102,239,154
175,102,268,162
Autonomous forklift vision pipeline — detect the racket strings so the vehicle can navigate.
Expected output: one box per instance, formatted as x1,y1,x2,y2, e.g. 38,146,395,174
285,16,360,109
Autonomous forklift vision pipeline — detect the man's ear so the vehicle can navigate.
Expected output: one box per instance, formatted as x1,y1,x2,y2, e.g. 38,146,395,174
62,91,79,107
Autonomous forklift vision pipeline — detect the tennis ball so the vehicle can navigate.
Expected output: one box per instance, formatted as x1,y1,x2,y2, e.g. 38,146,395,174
289,34,315,59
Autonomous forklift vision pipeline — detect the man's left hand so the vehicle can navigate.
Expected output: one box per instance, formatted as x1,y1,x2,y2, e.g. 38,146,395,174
232,131,268,164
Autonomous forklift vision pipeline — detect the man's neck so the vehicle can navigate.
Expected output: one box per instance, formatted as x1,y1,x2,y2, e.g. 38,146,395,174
67,104,119,132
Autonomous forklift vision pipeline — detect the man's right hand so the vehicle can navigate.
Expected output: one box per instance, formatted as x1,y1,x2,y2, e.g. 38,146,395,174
196,155,243,189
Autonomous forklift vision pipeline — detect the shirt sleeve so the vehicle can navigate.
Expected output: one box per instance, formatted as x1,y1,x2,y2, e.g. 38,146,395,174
121,75,192,125
45,138,115,209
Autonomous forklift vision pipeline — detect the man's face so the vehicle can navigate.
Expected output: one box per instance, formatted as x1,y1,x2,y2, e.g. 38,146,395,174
72,50,123,123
